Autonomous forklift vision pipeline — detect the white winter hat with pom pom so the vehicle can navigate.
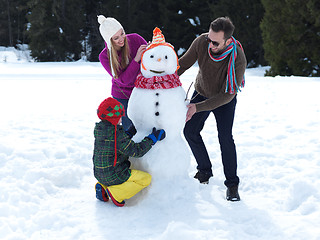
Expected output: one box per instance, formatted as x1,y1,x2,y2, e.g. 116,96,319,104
97,15,123,49
97,15,124,77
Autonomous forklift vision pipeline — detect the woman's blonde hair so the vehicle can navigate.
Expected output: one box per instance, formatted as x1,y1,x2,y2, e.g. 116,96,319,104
109,37,131,79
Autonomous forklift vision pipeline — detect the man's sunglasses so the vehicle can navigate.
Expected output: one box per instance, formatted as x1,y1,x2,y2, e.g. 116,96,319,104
205,36,220,47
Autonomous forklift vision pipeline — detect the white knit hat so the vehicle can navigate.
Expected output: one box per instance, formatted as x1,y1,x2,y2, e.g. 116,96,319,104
97,15,124,77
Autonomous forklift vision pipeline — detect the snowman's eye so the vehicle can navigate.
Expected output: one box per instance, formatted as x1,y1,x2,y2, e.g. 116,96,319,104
150,55,154,58
165,56,168,59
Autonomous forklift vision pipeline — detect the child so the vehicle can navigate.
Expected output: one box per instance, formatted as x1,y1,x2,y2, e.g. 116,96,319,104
93,97,165,207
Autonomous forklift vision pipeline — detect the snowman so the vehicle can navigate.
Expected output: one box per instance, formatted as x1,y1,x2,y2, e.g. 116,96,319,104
127,28,190,193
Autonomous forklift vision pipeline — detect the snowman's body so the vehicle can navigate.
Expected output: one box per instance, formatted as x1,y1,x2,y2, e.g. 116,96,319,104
127,29,190,188
128,87,189,180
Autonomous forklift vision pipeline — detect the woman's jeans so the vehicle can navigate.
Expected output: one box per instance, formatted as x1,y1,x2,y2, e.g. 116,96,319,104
114,97,133,131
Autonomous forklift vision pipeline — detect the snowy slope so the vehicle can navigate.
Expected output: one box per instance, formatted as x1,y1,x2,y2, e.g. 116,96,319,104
0,59,320,240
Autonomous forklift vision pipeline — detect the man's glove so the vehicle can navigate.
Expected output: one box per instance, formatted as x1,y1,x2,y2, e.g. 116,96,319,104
147,127,166,145
125,125,137,138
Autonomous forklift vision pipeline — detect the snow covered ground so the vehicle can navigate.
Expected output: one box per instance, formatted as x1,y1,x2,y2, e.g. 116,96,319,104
1,51,320,240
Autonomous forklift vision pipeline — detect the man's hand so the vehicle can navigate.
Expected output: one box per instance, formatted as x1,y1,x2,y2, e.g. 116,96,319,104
186,103,196,122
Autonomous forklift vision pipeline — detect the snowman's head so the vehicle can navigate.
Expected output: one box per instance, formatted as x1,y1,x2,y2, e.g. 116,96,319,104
141,28,179,79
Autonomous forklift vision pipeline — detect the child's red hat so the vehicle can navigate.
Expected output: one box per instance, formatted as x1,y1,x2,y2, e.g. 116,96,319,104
97,97,125,125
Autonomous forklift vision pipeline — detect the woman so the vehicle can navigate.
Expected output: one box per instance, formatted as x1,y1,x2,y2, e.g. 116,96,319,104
98,15,147,130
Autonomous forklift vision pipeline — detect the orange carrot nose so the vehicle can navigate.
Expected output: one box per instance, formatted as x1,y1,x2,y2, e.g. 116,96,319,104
157,58,161,62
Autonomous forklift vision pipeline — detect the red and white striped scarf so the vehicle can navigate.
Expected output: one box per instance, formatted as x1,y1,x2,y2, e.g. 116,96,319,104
135,72,182,89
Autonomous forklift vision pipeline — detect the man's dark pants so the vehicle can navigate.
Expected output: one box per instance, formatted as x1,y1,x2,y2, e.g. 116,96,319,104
183,91,240,187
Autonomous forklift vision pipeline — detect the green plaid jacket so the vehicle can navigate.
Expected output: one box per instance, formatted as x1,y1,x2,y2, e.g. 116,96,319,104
92,121,153,186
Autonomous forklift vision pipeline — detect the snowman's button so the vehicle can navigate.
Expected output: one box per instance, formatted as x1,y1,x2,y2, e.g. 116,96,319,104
155,112,160,116
155,102,159,106
156,93,159,96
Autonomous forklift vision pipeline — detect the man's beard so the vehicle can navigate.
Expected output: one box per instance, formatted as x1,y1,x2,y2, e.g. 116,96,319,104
210,45,226,56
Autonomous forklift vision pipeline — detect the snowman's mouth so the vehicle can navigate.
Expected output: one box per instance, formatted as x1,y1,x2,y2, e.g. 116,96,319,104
150,70,165,74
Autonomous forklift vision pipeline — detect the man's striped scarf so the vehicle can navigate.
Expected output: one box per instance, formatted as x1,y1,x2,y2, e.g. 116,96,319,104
208,36,245,94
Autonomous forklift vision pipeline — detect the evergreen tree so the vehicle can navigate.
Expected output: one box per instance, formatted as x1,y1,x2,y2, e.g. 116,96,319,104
184,0,215,35
52,0,86,61
123,0,162,40
27,0,85,61
83,0,103,62
261,0,320,76
158,0,213,56
0,0,29,47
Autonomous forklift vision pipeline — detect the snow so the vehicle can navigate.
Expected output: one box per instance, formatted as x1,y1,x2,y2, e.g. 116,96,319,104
0,46,33,63
1,52,320,240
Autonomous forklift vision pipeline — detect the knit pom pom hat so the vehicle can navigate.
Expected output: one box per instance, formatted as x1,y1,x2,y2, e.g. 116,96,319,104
146,27,173,51
97,97,125,125
97,15,124,77
97,97,125,166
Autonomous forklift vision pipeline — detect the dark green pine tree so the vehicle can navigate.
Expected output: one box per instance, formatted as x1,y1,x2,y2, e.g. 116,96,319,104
260,0,286,75
261,0,320,76
27,0,55,61
285,0,320,76
27,0,85,61
158,0,213,57
52,0,86,61
182,0,215,40
208,0,266,67
155,0,190,56
0,0,30,47
123,0,163,41
83,0,104,62
306,0,320,75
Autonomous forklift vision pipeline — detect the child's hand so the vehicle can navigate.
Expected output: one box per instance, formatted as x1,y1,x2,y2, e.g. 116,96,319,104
125,125,137,138
147,128,166,145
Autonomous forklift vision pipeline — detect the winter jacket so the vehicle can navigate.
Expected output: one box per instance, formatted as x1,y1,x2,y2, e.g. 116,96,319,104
92,121,153,186
177,33,247,112
99,33,147,99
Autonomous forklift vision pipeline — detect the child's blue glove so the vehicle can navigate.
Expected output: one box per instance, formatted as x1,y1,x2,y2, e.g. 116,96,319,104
147,127,166,145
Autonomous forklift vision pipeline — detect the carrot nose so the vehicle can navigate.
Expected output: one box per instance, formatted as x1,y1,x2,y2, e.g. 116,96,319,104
157,58,161,62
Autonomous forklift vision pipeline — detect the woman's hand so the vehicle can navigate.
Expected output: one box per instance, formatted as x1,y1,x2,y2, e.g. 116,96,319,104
134,44,147,62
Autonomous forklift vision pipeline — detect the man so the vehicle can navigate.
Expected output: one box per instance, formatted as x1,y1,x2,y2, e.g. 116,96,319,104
177,17,247,201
